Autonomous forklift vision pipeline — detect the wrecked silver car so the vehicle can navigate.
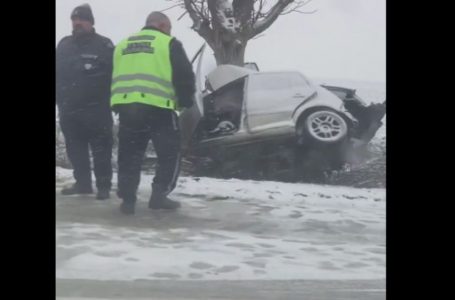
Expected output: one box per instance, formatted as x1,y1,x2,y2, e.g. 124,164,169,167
180,45,385,182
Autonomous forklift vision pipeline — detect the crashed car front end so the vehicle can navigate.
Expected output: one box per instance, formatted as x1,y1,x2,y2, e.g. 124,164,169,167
322,85,386,147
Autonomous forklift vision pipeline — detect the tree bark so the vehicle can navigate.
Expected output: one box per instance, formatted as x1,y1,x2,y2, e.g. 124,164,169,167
213,39,247,66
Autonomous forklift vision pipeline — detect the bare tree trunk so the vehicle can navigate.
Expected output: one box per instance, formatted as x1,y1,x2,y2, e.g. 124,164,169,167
213,40,246,66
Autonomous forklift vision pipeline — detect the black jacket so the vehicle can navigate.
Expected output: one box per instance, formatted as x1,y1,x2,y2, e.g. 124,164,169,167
142,26,196,109
56,29,114,115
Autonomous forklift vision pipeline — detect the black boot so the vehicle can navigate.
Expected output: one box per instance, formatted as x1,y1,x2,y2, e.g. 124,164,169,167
120,201,136,215
149,185,181,210
96,189,110,200
61,183,93,195
119,193,136,215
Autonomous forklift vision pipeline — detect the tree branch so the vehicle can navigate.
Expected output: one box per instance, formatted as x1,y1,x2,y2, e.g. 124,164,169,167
207,0,231,31
280,0,315,15
177,11,188,20
182,0,215,48
250,0,294,38
253,0,265,25
280,8,317,15
233,0,255,28
160,3,184,13
183,0,203,26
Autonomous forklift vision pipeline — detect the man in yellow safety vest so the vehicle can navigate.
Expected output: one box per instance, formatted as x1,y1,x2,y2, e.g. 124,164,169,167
111,12,195,215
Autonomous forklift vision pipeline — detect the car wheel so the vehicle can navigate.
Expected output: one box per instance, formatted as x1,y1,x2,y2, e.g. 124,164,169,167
302,110,348,144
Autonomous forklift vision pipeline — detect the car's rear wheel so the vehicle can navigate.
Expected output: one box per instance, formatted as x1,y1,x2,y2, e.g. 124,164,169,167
301,110,348,144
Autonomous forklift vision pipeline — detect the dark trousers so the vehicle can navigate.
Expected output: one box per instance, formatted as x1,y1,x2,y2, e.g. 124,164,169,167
116,104,181,201
59,110,113,190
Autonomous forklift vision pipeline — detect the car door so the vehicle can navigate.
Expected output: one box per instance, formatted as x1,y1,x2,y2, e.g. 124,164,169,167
245,72,315,133
179,44,216,148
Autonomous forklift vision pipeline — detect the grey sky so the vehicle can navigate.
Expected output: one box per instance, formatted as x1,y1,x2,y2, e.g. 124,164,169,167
56,0,385,83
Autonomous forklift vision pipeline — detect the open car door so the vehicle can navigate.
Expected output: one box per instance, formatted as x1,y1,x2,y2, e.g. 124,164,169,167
179,43,217,150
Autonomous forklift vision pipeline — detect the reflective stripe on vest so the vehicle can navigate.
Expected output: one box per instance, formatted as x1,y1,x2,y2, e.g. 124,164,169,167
112,73,173,89
111,86,176,101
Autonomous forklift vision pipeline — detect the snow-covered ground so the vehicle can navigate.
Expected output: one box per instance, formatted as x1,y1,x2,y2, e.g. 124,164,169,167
56,166,385,282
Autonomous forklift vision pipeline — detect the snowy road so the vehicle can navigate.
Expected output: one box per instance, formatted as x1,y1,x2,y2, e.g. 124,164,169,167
56,167,385,299
56,279,385,300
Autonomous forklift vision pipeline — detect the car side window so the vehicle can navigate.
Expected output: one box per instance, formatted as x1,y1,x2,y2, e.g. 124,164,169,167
291,73,315,95
290,73,310,87
250,73,292,91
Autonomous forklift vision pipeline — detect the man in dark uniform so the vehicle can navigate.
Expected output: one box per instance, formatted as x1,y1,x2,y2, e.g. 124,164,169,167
56,4,114,200
111,12,195,215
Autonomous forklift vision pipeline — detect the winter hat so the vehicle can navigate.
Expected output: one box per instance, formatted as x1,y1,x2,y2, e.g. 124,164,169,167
71,4,94,25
